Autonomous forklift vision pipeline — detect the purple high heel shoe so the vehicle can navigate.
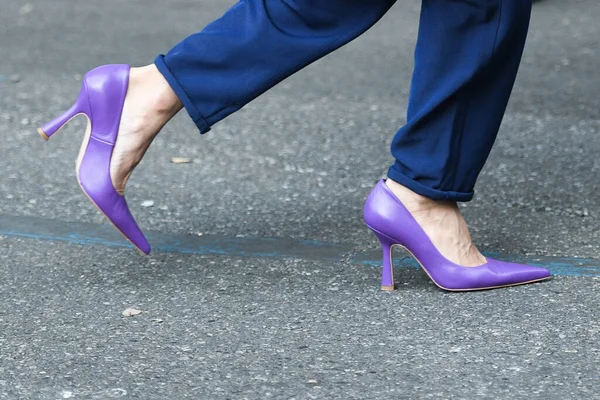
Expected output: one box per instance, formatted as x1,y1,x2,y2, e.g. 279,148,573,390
364,180,551,291
38,64,151,254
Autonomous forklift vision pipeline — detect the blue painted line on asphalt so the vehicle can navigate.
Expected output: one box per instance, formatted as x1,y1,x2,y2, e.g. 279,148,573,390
0,214,346,262
0,214,598,277
352,255,600,277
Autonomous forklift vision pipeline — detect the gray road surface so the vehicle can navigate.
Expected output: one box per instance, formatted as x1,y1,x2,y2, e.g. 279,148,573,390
0,1,599,399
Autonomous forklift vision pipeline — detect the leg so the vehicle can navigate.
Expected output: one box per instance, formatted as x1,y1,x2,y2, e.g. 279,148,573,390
156,0,397,133
39,0,397,254
386,0,532,266
110,0,396,192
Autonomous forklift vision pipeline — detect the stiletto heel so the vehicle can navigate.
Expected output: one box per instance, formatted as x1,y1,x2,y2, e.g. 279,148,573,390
364,180,551,291
38,64,151,255
37,92,89,140
373,231,396,291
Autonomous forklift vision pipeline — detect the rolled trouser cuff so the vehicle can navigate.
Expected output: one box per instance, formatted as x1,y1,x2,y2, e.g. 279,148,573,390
154,54,211,134
387,165,474,202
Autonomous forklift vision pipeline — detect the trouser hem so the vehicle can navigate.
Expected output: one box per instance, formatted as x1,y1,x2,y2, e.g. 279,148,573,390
387,166,474,202
154,54,211,134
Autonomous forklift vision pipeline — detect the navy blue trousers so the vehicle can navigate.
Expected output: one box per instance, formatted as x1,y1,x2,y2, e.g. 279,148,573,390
155,0,532,201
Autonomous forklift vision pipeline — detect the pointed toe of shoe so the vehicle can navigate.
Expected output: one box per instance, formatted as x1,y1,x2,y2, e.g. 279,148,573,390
490,260,551,286
514,263,551,282
440,260,552,291
76,129,153,255
100,195,152,255
137,241,151,255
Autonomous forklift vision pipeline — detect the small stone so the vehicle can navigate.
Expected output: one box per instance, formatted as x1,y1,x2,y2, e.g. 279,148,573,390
307,379,319,385
10,74,21,83
141,200,154,208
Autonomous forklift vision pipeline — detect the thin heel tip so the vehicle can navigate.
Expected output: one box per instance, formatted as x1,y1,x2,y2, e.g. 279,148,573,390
381,285,396,291
37,127,49,141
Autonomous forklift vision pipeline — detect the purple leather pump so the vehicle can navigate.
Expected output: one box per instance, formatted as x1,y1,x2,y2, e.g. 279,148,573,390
364,180,551,291
38,64,151,254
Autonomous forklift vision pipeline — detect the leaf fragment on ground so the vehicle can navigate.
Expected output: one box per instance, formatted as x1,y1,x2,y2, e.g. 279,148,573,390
122,308,142,317
170,157,192,164
19,3,34,14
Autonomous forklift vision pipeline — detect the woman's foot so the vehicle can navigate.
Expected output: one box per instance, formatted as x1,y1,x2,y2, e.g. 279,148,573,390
109,64,183,194
385,179,486,267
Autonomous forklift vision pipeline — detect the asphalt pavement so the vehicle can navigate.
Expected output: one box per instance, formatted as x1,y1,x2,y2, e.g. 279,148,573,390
0,0,599,399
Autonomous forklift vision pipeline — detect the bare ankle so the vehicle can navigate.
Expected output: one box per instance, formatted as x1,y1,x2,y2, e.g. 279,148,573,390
385,179,446,210
130,65,183,117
